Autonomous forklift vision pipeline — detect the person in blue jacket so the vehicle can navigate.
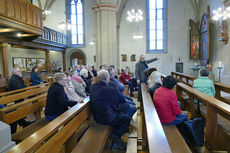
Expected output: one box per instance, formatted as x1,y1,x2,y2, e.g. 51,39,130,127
30,66,43,86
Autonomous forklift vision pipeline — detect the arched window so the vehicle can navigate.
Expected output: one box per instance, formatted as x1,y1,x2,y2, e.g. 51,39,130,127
147,0,167,53
67,0,84,46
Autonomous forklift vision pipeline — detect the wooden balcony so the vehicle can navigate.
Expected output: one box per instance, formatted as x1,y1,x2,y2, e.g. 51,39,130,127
33,27,67,48
0,0,43,36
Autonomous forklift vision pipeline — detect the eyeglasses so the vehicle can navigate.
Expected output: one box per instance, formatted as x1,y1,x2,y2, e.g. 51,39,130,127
62,79,67,82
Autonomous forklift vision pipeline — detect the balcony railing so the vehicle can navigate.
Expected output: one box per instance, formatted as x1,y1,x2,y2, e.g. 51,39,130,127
34,27,67,48
0,0,43,35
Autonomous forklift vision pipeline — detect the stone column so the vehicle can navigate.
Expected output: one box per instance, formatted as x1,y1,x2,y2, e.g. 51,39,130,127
93,0,118,68
45,50,51,73
0,43,9,77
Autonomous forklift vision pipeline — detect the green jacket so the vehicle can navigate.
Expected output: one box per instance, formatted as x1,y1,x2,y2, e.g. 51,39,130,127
193,77,215,97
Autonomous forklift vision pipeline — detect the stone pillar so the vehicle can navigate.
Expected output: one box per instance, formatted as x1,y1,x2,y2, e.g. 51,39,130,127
0,43,9,77
45,50,51,73
63,50,66,72
93,0,118,68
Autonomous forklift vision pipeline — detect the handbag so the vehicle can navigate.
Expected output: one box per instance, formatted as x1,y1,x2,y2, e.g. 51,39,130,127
183,118,204,146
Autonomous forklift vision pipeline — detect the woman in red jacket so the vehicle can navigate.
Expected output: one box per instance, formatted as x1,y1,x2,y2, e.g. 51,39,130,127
120,67,137,97
153,76,188,125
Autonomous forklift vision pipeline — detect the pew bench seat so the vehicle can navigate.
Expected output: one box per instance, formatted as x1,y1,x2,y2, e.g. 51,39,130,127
12,117,49,143
163,125,192,153
71,123,111,153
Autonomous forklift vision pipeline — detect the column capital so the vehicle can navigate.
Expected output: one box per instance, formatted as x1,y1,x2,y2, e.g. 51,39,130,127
92,4,118,13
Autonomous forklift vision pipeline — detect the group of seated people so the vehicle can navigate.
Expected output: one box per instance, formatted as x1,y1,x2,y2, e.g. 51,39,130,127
147,67,215,132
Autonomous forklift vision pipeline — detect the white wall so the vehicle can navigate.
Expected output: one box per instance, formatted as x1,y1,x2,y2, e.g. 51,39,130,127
66,0,96,69
119,0,195,75
199,0,230,84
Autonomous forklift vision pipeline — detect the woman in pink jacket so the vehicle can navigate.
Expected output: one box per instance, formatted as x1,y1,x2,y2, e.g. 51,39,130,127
153,76,188,125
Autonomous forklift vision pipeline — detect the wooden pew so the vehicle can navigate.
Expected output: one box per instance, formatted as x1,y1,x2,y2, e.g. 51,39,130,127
0,83,48,98
0,86,49,143
140,84,191,153
172,71,230,105
177,82,230,152
8,100,112,153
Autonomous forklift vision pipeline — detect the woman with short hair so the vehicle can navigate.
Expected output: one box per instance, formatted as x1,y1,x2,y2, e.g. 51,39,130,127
45,73,78,121
193,69,215,97
147,71,162,99
153,76,188,125
80,68,91,94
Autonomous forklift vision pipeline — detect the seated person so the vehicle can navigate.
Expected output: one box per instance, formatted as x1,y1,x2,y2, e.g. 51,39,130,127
90,70,131,150
147,71,162,99
193,69,215,97
64,73,84,102
45,73,77,121
154,76,188,125
8,67,33,133
80,68,91,94
70,70,87,98
108,67,135,106
120,67,137,97
58,68,63,73
30,66,43,86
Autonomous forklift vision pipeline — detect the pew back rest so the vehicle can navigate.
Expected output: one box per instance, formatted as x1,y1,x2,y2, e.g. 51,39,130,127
0,85,49,105
171,72,196,87
8,102,90,153
214,82,230,105
0,93,47,124
0,83,48,98
140,84,172,153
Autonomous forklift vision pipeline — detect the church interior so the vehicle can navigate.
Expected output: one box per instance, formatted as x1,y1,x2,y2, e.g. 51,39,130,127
0,0,230,153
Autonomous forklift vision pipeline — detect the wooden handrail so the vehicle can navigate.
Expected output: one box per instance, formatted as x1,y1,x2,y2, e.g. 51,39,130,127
8,101,90,153
141,83,172,153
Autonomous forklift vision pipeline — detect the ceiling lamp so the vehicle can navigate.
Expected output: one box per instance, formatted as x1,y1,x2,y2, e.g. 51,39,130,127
133,27,143,40
58,20,73,30
42,9,51,15
126,2,143,22
212,7,230,21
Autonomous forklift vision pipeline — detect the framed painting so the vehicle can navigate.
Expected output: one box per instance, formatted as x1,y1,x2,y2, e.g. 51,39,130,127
121,54,127,62
190,19,200,59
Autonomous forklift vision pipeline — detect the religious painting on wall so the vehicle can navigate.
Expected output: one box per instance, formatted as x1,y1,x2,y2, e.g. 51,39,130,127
13,57,27,71
131,54,136,61
200,12,210,66
37,59,46,70
176,63,183,73
26,58,37,71
190,20,200,59
121,54,127,61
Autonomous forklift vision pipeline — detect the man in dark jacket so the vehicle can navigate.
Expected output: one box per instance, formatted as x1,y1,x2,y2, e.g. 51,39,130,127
135,54,159,101
8,67,32,133
90,70,130,150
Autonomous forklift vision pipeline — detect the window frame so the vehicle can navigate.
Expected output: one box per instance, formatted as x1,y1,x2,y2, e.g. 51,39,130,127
147,0,167,53
66,0,85,48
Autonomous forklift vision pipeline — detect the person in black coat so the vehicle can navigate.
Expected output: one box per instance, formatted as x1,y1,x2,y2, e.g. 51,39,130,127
30,66,43,86
92,65,97,77
8,67,32,134
90,70,130,150
45,73,78,121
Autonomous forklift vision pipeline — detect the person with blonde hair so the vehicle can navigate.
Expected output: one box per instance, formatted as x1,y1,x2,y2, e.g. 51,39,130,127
45,73,78,121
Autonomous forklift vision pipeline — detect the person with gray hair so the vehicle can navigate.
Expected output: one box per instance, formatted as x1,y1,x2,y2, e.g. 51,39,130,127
90,69,131,150
147,71,162,99
80,68,91,94
70,70,87,98
45,73,78,121
8,67,33,134
135,54,160,101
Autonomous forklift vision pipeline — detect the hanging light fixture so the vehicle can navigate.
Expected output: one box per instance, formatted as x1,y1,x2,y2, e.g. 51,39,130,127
126,1,143,22
58,20,73,30
212,7,230,21
42,9,52,15
133,27,143,40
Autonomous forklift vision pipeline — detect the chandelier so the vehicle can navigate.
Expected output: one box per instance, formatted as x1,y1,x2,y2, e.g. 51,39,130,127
133,27,143,40
212,7,230,21
58,20,73,30
42,9,51,15
126,2,143,22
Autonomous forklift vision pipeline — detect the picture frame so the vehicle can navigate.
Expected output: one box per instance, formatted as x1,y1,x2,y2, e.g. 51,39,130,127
131,54,136,61
190,19,200,59
121,54,127,62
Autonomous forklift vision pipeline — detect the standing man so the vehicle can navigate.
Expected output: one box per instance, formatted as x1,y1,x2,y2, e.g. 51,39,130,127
135,54,160,101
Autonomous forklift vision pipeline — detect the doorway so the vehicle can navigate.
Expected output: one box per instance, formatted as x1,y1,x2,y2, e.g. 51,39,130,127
70,50,86,68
